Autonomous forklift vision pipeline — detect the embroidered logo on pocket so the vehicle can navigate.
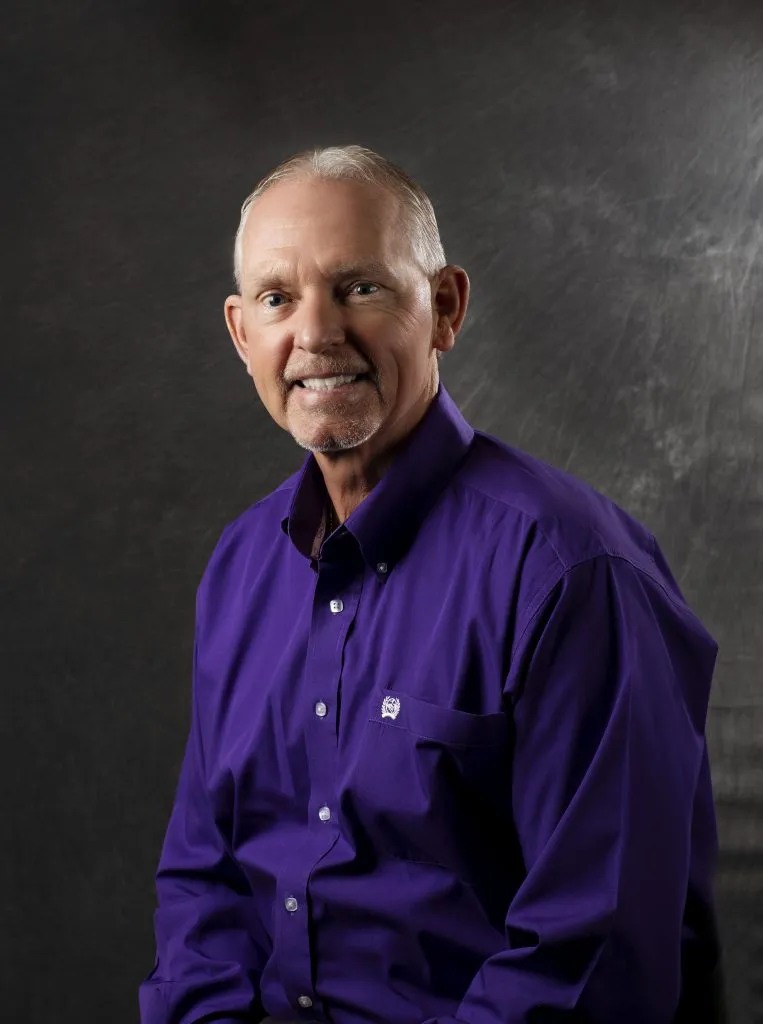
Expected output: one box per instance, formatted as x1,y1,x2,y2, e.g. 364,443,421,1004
381,695,401,720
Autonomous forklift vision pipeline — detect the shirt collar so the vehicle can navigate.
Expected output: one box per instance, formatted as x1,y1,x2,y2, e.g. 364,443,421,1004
280,382,475,574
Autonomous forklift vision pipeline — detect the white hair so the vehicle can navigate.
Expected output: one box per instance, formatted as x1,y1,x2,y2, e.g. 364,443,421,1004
232,144,447,292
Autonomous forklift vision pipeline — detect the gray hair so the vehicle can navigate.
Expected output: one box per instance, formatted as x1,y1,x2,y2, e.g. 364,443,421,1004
232,144,447,292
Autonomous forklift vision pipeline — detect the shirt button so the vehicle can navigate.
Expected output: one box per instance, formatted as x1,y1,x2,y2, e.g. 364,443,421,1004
329,599,343,613
298,996,313,1008
318,805,331,822
284,896,298,912
314,701,328,718
376,561,388,574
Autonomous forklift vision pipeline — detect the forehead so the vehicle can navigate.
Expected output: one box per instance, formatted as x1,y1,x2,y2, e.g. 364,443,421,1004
241,177,414,278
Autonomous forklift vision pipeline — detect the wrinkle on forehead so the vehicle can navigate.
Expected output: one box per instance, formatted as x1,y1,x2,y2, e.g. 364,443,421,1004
244,258,400,292
240,178,417,284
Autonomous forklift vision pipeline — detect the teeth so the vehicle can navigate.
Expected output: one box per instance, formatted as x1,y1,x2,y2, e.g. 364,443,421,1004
301,374,360,391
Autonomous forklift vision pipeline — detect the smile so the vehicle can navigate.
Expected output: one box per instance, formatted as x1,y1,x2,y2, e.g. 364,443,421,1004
294,374,371,394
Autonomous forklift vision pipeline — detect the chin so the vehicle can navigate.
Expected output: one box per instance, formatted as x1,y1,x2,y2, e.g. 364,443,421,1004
290,418,383,454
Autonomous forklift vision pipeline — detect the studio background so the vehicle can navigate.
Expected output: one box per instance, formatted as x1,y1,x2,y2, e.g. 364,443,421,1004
3,0,762,1021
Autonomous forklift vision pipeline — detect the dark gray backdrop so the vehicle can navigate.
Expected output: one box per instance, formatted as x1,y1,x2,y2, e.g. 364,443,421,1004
3,0,762,1021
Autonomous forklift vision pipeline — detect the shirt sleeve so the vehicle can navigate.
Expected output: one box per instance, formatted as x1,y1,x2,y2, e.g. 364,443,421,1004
423,551,719,1024
138,626,267,1024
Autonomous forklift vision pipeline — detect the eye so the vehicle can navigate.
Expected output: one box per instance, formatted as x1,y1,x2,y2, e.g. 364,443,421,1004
350,282,379,297
262,293,287,309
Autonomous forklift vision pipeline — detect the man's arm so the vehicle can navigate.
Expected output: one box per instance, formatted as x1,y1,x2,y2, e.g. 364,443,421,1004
139,625,267,1024
424,552,719,1023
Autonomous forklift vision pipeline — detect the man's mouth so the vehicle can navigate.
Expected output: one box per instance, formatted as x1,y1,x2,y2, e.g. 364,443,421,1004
294,373,370,392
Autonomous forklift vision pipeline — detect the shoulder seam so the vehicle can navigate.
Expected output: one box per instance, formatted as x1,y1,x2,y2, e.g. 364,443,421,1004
511,549,697,665
451,477,571,568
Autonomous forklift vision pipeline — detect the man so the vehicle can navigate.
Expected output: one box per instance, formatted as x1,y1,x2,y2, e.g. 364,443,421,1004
139,145,723,1024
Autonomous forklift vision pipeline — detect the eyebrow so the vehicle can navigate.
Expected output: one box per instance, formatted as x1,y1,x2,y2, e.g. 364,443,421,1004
245,260,393,291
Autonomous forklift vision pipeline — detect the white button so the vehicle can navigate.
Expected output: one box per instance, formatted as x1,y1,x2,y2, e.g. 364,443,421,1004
376,561,388,574
330,599,343,613
315,701,327,718
284,896,298,912
318,805,331,822
298,995,313,1008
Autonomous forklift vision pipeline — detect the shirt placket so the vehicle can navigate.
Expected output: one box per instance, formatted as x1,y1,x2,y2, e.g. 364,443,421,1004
273,549,364,1020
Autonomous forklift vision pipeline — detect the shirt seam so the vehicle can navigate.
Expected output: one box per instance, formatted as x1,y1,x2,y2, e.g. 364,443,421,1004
451,476,567,568
510,549,703,668
452,475,705,621
452,476,644,571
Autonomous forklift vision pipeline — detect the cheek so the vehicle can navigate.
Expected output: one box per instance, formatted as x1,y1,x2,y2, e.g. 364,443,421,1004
401,300,435,345
245,324,289,379
374,303,432,351
246,355,289,414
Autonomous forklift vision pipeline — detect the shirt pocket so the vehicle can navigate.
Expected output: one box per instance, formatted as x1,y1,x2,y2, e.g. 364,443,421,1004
349,687,511,882
367,687,507,746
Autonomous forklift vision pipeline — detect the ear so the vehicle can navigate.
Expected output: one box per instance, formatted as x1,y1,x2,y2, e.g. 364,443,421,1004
432,265,470,355
224,294,252,375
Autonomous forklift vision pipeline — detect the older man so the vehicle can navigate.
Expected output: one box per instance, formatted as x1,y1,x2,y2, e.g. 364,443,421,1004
139,145,723,1024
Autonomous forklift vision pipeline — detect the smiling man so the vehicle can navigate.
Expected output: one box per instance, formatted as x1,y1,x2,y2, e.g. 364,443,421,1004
224,159,467,533
139,145,723,1024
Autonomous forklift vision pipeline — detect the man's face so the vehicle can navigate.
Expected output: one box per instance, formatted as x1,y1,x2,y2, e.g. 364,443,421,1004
224,177,456,456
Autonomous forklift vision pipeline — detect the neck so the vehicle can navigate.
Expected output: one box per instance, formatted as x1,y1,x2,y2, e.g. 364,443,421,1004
326,500,339,534
316,377,438,523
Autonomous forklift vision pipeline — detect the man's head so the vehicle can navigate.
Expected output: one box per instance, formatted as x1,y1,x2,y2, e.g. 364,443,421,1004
224,145,469,463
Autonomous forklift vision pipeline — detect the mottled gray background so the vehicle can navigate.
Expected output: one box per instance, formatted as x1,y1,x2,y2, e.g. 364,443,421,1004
3,0,762,1020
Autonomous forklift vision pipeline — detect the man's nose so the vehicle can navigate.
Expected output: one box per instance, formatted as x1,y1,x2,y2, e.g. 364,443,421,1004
294,290,346,351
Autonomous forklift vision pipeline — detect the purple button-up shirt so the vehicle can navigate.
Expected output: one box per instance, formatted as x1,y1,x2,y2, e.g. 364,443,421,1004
139,383,720,1024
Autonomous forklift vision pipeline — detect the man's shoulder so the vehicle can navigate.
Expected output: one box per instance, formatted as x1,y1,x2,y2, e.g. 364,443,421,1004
195,431,662,601
195,467,301,600
460,429,657,575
